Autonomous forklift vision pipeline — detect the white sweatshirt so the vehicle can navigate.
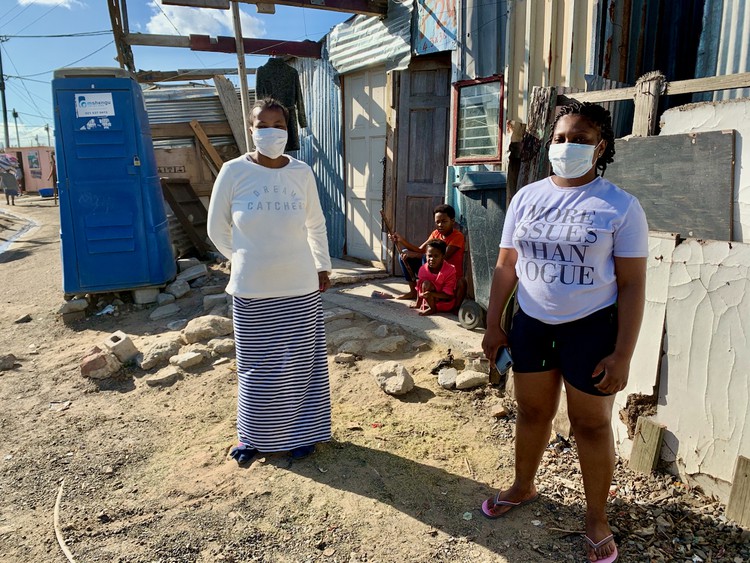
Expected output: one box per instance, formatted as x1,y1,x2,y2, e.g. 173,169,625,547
207,154,332,298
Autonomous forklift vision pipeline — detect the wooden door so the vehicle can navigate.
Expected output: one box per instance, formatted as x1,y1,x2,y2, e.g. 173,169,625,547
395,55,451,244
343,66,387,262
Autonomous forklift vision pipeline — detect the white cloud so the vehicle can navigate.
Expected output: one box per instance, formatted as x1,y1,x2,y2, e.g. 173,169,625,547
145,0,265,37
19,0,81,7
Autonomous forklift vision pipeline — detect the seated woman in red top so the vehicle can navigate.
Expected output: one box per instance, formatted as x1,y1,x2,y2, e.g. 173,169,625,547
414,240,457,316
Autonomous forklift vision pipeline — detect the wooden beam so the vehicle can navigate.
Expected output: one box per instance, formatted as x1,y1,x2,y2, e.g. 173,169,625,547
162,0,386,15
150,122,233,139
632,71,666,136
517,86,557,189
107,0,136,72
727,456,750,528
629,417,665,475
238,0,385,15
213,74,247,150
667,71,750,96
561,72,750,105
162,0,229,7
136,68,247,82
190,120,225,172
125,33,191,48
190,35,321,58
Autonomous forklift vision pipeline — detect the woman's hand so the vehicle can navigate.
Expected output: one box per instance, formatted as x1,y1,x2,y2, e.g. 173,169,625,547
318,271,331,292
482,326,509,363
592,352,630,394
389,232,402,244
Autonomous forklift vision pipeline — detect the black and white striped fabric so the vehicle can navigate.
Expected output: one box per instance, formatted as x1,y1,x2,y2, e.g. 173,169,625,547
232,291,331,452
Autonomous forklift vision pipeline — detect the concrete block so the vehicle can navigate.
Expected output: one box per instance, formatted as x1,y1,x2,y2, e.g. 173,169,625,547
133,288,160,305
177,258,201,272
102,330,139,364
201,284,226,295
176,264,208,282
59,298,88,314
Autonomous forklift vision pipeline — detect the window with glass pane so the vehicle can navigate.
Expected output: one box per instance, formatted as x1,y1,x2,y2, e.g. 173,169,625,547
454,77,502,163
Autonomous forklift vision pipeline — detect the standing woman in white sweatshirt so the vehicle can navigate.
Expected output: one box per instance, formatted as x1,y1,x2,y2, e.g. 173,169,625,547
207,97,332,464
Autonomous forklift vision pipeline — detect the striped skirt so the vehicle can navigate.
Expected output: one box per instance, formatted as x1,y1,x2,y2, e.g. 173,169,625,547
232,291,331,452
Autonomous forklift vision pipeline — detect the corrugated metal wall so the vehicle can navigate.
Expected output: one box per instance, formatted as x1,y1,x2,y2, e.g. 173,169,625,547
327,0,413,75
291,42,346,259
454,0,508,81
694,0,750,101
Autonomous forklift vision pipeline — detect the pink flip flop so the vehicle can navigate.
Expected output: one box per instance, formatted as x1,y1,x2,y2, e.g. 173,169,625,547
583,534,619,563
480,492,539,519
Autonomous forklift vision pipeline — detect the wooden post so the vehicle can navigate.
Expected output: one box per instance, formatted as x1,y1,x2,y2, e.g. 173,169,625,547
629,416,665,474
727,456,750,527
231,1,252,154
505,120,526,207
214,74,247,151
632,71,666,137
516,86,557,190
189,120,225,173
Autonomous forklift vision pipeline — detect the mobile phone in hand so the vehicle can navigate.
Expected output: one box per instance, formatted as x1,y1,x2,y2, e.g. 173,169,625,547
495,347,513,376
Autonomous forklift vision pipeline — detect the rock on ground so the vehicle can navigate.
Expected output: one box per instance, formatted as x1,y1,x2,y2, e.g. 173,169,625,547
338,340,364,355
59,298,88,314
80,347,121,380
149,303,181,321
138,337,183,370
370,361,414,396
366,335,406,354
182,315,233,344
455,370,489,390
334,353,357,364
437,367,458,389
144,366,181,387
169,352,204,369
328,327,371,347
165,279,190,299
0,354,18,371
207,338,235,354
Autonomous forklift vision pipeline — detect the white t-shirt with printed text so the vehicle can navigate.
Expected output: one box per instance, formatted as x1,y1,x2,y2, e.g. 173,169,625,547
207,154,331,299
500,176,648,324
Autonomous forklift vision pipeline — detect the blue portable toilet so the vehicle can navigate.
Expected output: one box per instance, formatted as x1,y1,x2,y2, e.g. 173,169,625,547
52,67,176,295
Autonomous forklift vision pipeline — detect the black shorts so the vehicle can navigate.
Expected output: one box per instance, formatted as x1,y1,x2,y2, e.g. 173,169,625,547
508,304,618,397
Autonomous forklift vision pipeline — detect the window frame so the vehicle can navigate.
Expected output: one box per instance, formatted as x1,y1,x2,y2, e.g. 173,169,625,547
451,74,504,165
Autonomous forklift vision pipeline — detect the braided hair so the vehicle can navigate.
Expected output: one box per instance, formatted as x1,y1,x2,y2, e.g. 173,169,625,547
547,101,616,176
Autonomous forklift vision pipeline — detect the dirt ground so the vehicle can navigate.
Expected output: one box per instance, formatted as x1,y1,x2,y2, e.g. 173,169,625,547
1,200,748,563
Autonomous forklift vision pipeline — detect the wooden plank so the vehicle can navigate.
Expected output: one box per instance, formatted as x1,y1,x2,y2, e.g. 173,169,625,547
668,72,750,96
189,120,225,172
629,417,665,474
190,35,321,58
727,456,750,527
150,122,232,139
124,33,191,48
136,68,247,82
160,178,211,259
560,72,750,105
163,0,386,14
632,71,666,137
213,75,247,151
605,130,735,241
517,86,557,190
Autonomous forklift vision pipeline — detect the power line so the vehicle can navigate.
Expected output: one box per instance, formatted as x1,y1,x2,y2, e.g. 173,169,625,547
14,0,67,35
3,31,111,38
0,0,36,31
1,44,46,120
12,40,115,78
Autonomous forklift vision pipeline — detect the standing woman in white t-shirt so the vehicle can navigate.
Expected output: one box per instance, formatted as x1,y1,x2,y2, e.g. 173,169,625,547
207,97,332,464
481,102,648,563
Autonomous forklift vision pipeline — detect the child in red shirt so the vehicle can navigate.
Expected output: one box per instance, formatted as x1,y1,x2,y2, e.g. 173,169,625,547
390,204,466,308
414,240,457,316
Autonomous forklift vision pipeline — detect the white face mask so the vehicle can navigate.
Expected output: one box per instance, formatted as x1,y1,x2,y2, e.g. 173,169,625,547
252,128,288,159
548,142,600,179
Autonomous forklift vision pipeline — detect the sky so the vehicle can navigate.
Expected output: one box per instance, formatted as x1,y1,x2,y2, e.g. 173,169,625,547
0,0,351,150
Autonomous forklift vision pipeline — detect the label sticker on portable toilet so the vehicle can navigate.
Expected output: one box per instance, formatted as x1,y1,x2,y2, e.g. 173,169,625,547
75,93,115,118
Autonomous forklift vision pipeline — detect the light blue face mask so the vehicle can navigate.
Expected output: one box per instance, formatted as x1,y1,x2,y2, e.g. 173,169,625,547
548,142,600,179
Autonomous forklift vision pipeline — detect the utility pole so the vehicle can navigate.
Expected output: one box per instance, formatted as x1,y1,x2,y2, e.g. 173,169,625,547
12,108,19,147
45,123,50,146
0,38,10,150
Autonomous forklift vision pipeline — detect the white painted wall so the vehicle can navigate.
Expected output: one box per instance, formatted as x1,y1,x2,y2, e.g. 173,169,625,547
660,98,749,242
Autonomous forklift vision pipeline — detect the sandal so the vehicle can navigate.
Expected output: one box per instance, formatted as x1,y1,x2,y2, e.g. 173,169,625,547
480,491,539,519
229,443,258,466
289,444,316,460
582,534,618,563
